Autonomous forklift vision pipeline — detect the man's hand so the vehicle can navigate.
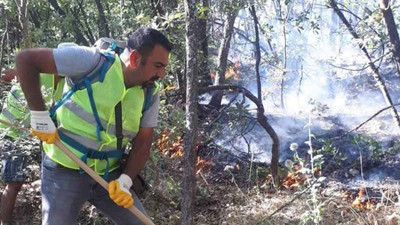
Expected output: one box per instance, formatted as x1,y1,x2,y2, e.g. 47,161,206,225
108,173,133,208
30,110,58,143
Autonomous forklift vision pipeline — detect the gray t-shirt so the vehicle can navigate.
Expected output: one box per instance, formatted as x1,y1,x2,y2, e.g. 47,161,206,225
53,46,160,128
54,46,100,79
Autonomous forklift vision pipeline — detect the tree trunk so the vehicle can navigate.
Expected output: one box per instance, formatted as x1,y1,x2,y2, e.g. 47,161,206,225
272,0,290,109
209,9,238,108
48,0,65,15
380,0,400,72
329,0,400,130
249,5,262,101
0,6,8,72
280,24,287,109
249,5,279,183
119,0,125,35
70,7,90,46
198,0,212,87
16,0,31,49
182,0,199,224
278,1,293,109
151,0,165,16
94,0,110,38
77,0,95,44
272,0,281,20
177,61,185,96
28,9,41,28
200,85,280,185
0,30,6,73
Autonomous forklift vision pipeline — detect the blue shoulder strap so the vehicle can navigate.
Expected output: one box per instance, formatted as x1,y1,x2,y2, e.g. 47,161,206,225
49,52,115,141
58,130,124,179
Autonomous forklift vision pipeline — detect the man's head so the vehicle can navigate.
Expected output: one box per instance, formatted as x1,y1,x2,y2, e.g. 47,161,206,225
121,28,173,88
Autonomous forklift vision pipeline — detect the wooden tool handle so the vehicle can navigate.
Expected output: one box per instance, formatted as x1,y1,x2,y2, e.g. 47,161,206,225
53,139,155,225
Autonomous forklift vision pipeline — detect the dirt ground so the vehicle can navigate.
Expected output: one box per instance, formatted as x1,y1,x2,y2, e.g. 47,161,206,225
6,163,400,225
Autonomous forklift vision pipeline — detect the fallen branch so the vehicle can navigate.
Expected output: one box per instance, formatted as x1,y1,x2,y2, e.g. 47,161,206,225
340,103,400,139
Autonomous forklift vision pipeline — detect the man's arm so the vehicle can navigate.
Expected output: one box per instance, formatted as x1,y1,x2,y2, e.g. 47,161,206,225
123,88,160,179
123,127,154,179
108,127,154,208
16,48,59,110
109,91,158,208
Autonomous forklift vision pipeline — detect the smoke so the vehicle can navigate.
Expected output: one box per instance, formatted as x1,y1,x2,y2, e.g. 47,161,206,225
214,4,400,177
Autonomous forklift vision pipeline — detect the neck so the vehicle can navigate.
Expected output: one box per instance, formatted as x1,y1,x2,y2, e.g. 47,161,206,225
120,54,136,88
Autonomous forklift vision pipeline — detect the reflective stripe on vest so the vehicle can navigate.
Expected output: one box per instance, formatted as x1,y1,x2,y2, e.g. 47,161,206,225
10,88,22,100
1,108,18,122
58,127,117,151
43,54,157,175
62,100,137,139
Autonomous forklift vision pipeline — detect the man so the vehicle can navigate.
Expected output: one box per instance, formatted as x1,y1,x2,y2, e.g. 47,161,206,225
0,70,64,225
16,27,172,225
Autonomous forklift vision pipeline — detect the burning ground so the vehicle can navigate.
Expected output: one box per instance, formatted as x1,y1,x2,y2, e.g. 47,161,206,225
142,104,400,225
0,129,399,225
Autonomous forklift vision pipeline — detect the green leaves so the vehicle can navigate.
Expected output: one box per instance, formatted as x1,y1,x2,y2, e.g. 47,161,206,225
198,6,209,14
135,13,151,24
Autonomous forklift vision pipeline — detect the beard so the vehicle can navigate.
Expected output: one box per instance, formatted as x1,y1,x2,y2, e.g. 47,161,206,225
142,76,159,88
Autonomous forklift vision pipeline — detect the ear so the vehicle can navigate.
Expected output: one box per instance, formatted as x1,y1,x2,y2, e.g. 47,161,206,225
129,50,141,68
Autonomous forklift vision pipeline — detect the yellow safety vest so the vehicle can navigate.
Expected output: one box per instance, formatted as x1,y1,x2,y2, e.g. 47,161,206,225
43,53,158,175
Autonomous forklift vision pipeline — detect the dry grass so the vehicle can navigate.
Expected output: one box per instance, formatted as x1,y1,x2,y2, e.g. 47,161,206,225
0,137,399,225
141,161,400,225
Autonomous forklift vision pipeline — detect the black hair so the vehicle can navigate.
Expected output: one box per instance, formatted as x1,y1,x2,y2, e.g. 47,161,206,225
126,27,173,65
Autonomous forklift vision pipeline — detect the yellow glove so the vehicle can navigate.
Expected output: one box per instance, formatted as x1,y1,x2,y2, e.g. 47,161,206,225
108,174,133,208
30,110,58,144
31,130,59,143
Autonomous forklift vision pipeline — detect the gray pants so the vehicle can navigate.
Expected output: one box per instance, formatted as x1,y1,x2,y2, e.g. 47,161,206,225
41,154,147,225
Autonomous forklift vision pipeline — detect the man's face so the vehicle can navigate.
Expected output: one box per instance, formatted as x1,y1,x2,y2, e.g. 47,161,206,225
134,44,169,88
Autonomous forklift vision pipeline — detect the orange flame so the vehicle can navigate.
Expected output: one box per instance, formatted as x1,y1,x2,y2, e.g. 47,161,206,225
351,188,375,210
282,166,306,190
156,129,184,158
196,156,213,175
